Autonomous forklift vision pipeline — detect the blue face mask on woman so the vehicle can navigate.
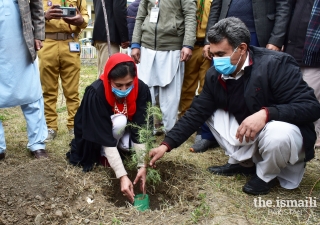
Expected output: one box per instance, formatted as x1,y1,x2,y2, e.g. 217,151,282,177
213,47,242,76
112,85,134,98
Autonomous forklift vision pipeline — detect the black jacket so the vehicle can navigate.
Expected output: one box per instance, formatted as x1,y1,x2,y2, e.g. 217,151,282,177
92,0,129,44
205,0,292,48
284,0,319,67
164,46,320,162
127,0,141,44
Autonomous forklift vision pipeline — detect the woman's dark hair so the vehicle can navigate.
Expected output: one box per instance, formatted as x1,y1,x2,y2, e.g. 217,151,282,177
108,62,136,80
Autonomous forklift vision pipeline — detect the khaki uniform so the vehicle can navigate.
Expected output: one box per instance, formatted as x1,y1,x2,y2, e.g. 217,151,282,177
179,0,212,117
38,0,88,131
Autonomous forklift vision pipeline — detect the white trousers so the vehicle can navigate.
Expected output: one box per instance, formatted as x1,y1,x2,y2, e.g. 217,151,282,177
138,47,184,133
149,71,184,133
100,114,130,158
0,97,47,153
206,110,305,189
111,114,131,151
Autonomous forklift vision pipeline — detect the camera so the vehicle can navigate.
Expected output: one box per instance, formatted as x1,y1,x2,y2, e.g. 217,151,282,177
58,6,76,17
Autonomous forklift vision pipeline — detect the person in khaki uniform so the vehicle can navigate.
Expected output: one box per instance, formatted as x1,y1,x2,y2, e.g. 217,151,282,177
179,0,212,118
38,0,89,141
178,0,219,152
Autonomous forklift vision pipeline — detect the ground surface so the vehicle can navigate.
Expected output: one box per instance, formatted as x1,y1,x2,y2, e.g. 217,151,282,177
0,65,319,225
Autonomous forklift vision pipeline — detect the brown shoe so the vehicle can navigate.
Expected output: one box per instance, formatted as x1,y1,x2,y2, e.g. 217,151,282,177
32,149,48,159
0,152,5,160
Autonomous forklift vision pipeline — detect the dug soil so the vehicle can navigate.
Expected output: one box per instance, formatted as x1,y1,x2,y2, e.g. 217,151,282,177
0,156,202,225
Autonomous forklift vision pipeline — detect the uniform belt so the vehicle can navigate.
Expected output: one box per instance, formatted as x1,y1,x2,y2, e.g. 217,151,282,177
45,32,77,40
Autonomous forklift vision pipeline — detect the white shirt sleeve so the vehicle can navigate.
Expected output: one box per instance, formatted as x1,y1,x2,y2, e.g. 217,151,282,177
102,146,127,178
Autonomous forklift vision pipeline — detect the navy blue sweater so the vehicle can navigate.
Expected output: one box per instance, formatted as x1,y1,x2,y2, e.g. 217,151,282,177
127,0,141,43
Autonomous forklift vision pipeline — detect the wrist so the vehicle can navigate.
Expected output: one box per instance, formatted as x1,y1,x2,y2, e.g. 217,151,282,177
261,107,269,124
119,175,128,181
137,165,147,171
160,142,171,152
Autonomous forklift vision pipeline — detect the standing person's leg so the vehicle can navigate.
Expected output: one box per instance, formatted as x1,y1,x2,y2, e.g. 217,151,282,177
301,67,320,146
59,40,81,134
159,62,184,133
0,121,6,159
179,46,201,117
95,41,120,77
149,86,163,135
21,97,48,158
189,55,214,150
196,47,211,94
190,123,219,153
38,39,60,139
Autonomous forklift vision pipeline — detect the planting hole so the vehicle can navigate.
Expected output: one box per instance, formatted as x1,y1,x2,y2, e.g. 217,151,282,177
103,161,201,210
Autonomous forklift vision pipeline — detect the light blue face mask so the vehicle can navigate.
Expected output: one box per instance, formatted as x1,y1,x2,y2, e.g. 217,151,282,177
112,85,134,98
213,47,241,76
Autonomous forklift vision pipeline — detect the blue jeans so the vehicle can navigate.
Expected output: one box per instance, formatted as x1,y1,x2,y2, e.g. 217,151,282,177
0,97,48,153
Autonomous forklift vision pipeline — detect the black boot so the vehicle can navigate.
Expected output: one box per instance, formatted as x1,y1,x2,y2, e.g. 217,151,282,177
242,175,277,195
208,163,256,176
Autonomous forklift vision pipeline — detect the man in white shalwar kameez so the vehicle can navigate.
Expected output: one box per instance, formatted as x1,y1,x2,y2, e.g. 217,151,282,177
130,0,197,133
0,0,48,159
148,18,320,195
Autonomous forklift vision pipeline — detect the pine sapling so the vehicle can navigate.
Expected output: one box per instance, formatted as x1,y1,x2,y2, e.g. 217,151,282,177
126,103,162,186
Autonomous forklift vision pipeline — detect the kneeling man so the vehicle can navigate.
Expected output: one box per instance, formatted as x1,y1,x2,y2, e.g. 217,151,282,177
148,17,320,195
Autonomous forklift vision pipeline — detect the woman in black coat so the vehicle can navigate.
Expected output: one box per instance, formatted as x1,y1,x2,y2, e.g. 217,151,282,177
67,53,151,202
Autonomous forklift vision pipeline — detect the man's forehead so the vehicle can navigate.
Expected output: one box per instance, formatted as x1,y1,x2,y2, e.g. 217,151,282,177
209,39,233,53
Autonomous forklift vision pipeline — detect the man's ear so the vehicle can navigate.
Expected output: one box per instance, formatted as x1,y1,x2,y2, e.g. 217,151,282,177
239,43,248,55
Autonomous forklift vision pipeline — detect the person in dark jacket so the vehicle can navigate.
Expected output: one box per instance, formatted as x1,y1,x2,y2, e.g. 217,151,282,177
285,0,320,147
148,18,320,195
92,0,130,76
194,0,293,153
67,53,151,203
203,0,292,56
127,0,141,44
126,0,141,56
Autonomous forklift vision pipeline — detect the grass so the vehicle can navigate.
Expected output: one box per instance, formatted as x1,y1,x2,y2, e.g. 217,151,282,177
190,193,210,223
0,64,319,224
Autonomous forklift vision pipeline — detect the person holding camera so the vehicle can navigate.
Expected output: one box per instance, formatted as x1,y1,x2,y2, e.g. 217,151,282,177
38,1,89,142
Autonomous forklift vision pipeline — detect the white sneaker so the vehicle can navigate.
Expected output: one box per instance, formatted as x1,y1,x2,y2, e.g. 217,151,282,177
45,129,57,142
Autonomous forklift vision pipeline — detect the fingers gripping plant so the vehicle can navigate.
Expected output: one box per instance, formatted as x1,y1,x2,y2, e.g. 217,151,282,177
126,103,162,185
